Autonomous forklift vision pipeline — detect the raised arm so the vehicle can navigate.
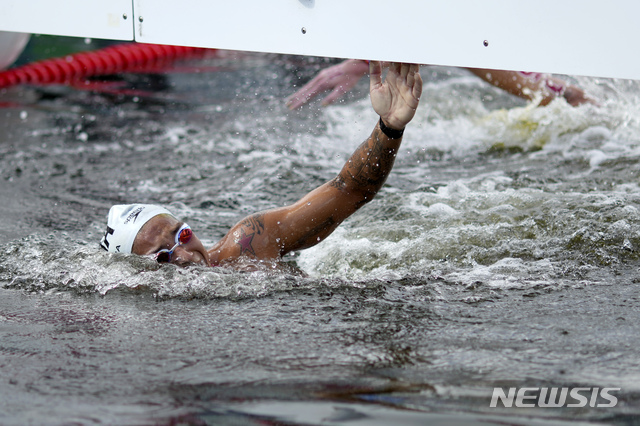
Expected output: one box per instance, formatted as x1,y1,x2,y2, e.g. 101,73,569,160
466,68,597,106
210,62,422,264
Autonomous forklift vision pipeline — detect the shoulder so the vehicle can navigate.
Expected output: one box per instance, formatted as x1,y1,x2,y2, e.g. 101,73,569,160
207,211,282,264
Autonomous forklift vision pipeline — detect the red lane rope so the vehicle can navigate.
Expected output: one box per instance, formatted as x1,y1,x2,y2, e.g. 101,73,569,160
0,43,215,89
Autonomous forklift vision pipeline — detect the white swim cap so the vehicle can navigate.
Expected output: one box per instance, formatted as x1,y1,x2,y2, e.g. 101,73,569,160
100,204,173,254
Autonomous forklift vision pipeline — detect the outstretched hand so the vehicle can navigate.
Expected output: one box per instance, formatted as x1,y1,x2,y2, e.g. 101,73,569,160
370,62,422,130
286,59,369,109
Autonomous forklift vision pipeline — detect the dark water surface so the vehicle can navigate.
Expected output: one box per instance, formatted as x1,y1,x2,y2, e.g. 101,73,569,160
1,38,640,425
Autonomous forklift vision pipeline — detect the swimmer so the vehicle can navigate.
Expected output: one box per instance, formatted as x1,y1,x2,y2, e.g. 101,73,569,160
286,59,596,110
100,62,422,267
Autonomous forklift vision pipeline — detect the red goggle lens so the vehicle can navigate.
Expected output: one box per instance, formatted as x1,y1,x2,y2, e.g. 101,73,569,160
177,227,192,245
154,224,192,263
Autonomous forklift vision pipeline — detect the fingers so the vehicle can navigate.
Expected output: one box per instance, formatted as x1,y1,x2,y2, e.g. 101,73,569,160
385,63,422,99
412,67,423,100
285,68,336,108
389,62,401,76
287,59,369,109
387,62,420,84
400,62,409,80
369,61,383,91
322,85,350,106
405,63,422,99
286,89,312,109
406,64,415,89
286,75,327,108
286,95,305,110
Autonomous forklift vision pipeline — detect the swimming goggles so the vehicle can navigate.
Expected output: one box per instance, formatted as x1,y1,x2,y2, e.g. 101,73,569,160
154,223,192,263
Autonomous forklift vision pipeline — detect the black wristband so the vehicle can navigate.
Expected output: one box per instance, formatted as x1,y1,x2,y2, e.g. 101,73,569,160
379,117,404,139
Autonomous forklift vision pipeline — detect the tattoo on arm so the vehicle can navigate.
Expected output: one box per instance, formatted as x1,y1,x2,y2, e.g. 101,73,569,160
337,127,399,197
235,213,265,256
236,228,256,255
329,175,347,191
240,214,265,235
